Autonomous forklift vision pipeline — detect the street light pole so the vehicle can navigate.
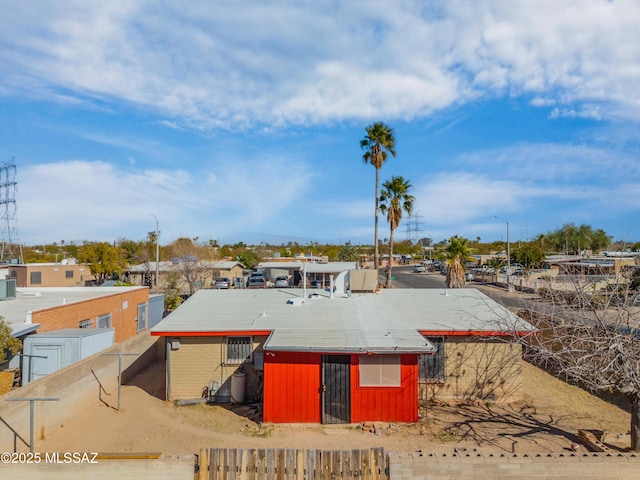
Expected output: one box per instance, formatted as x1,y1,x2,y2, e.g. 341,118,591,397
493,216,511,290
150,214,159,294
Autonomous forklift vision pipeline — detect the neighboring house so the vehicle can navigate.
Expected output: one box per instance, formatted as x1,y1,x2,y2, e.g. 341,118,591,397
4,261,95,287
126,260,217,294
257,261,360,289
151,288,533,424
210,261,245,285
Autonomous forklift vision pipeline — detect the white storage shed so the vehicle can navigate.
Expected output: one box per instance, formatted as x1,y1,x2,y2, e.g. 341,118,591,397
22,328,115,385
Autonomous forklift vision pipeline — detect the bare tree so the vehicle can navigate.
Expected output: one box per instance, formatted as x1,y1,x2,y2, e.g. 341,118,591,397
496,271,640,450
169,237,215,295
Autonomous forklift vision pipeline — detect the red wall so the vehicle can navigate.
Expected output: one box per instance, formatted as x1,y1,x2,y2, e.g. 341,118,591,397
350,354,419,423
263,351,322,423
263,352,419,424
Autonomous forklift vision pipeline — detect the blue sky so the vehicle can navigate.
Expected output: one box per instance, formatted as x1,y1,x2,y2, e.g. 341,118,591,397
1,1,640,247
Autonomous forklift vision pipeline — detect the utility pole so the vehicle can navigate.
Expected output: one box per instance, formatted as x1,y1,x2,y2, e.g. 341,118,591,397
150,214,160,294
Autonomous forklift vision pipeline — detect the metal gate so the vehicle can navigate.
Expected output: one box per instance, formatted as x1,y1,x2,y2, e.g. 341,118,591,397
321,355,350,424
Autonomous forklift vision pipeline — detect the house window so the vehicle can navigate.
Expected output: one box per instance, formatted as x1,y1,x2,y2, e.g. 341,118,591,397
30,272,42,284
79,319,93,329
420,337,445,382
96,313,112,329
359,355,401,387
226,337,252,364
65,270,74,278
137,303,147,332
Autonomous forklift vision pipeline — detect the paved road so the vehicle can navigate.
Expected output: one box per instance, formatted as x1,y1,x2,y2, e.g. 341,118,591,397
381,265,535,310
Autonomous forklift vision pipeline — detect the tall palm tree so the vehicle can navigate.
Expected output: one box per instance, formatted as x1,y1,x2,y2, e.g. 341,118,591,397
445,235,471,288
360,122,396,270
380,176,414,288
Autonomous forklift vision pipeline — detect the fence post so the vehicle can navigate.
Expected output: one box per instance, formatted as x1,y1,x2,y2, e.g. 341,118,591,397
199,448,209,480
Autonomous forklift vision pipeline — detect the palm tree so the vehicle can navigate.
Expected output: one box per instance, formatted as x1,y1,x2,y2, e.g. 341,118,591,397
360,122,396,270
445,235,471,288
336,241,359,262
380,176,414,288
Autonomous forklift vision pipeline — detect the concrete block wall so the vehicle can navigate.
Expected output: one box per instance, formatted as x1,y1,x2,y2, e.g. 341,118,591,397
31,288,149,342
0,332,160,453
168,335,267,401
388,451,640,479
422,338,523,403
0,455,194,480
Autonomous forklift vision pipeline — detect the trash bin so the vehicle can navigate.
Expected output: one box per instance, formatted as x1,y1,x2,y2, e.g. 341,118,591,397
230,369,246,403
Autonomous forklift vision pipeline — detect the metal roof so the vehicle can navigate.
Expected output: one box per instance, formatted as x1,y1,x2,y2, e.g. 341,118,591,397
211,261,244,270
151,288,534,352
264,328,434,354
258,261,358,273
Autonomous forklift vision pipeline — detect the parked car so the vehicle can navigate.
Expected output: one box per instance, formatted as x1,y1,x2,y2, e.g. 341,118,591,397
274,276,289,288
413,265,426,273
212,277,230,289
310,279,324,288
247,277,267,289
246,272,266,288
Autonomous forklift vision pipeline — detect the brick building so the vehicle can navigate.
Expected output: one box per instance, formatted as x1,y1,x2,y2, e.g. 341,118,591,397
1,286,153,344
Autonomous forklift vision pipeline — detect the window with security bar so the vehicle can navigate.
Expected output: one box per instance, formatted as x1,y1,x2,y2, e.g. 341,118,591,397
226,336,252,364
137,303,147,332
419,336,445,382
96,313,112,329
79,319,92,329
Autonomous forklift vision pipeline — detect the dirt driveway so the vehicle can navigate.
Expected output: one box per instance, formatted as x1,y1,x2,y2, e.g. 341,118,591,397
36,359,631,455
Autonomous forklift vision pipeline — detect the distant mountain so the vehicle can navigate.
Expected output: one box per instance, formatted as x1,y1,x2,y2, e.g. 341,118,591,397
218,231,365,246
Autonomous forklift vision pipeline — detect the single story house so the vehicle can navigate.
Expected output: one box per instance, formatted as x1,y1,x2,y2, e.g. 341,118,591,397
210,261,245,285
151,288,534,424
257,261,362,290
2,261,95,287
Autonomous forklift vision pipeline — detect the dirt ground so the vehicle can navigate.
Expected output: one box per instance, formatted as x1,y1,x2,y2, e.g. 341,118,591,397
36,359,632,455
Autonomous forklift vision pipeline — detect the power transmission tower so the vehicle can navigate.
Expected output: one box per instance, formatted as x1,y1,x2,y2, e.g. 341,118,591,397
0,158,23,264
404,212,423,244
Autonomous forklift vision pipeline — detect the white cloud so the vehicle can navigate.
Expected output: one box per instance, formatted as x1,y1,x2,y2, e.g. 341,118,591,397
17,157,315,243
2,1,640,129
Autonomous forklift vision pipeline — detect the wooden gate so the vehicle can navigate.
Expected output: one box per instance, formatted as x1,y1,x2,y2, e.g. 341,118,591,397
196,448,388,480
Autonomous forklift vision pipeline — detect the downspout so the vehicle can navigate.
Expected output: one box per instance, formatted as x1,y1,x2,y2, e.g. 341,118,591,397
166,338,172,401
330,275,334,299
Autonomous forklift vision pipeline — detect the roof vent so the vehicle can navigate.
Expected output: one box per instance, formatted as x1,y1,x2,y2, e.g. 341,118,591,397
287,297,305,306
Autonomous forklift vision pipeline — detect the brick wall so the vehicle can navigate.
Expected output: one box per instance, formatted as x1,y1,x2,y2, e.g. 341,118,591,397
421,338,523,403
31,288,149,342
0,332,160,453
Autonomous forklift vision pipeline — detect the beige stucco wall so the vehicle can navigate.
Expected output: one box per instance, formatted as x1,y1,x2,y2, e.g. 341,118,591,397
168,335,267,401
420,338,523,403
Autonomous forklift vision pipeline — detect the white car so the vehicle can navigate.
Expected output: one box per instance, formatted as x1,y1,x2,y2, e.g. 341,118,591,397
274,276,289,288
413,265,426,273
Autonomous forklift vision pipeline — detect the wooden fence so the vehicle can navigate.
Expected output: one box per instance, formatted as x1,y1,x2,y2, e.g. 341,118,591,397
196,448,388,480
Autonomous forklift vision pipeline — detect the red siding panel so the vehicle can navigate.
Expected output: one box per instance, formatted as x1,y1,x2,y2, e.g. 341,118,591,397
350,354,419,423
263,351,321,423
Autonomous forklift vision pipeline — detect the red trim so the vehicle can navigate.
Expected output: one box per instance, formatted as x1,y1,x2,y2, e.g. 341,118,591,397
418,330,531,337
151,330,272,337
